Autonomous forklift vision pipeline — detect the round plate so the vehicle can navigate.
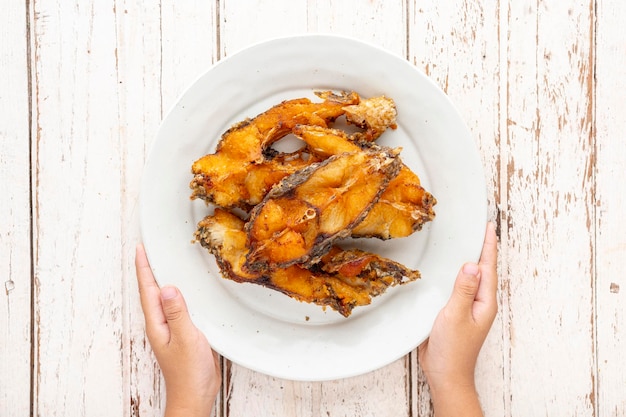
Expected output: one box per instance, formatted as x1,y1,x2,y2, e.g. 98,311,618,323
139,34,487,381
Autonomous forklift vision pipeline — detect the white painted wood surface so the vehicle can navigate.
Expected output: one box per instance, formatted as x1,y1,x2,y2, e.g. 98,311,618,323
596,0,626,415
2,1,625,416
1,0,31,415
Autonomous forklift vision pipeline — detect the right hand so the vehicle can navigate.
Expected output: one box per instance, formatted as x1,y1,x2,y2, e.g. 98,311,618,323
418,222,498,416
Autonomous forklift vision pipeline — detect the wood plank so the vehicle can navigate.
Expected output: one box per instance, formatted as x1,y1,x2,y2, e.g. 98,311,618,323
160,0,218,112
319,359,410,417
117,1,219,416
0,1,32,415
595,0,626,415
219,0,308,57
307,0,407,55
113,1,168,416
219,1,410,416
406,1,504,415
224,365,317,417
30,1,125,414
503,1,596,415
225,359,410,417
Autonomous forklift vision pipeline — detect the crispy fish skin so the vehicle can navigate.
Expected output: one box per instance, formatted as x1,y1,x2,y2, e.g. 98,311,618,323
244,148,402,271
319,246,420,284
293,124,436,239
195,209,420,317
343,95,398,142
352,166,437,238
190,91,360,210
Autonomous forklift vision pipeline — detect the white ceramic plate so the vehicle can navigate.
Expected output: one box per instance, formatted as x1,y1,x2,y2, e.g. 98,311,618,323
140,34,487,381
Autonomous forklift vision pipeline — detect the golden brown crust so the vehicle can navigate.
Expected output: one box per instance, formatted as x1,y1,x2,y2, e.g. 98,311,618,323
244,148,402,271
293,124,436,239
195,209,420,317
343,95,398,142
190,91,360,210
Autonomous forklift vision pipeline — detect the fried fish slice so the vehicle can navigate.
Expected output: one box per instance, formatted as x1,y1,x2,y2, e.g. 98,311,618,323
319,246,420,284
190,91,360,210
244,148,402,271
195,209,420,317
343,95,398,142
293,124,437,239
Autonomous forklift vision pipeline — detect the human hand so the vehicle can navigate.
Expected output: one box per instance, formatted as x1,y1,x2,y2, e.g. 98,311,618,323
418,222,498,417
135,244,221,417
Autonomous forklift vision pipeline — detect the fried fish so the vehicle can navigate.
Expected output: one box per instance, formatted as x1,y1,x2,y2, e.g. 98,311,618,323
293,124,436,239
244,148,402,271
190,91,360,210
195,209,420,317
190,91,435,317
343,95,398,142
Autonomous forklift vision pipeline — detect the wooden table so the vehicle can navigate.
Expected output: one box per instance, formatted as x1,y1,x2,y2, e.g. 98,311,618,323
2,1,625,415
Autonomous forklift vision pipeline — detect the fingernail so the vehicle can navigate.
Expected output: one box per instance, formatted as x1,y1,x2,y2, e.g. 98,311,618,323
161,286,178,300
462,263,479,276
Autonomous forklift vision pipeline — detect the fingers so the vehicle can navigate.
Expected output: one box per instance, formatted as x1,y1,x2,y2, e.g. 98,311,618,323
159,285,197,344
472,222,499,326
136,244,169,345
478,222,498,271
475,222,498,305
445,222,498,320
136,244,203,352
136,244,167,320
446,262,481,318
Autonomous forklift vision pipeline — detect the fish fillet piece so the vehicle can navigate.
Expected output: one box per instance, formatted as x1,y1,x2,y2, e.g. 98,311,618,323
195,209,420,317
293,124,436,239
190,91,360,210
244,148,402,271
343,95,398,142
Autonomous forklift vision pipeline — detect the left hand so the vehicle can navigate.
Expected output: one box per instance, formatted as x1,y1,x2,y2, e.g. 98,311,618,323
135,244,221,417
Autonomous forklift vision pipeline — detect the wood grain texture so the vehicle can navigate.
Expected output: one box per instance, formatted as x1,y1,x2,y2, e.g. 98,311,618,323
114,1,167,415
595,0,626,415
504,1,596,415
407,2,504,415
0,1,32,415
219,0,308,57
117,1,220,416
30,1,125,415
3,0,626,416
160,0,218,113
307,0,407,55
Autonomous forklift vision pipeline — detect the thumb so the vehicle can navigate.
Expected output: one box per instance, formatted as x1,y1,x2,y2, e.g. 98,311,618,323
160,286,195,340
447,263,481,315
